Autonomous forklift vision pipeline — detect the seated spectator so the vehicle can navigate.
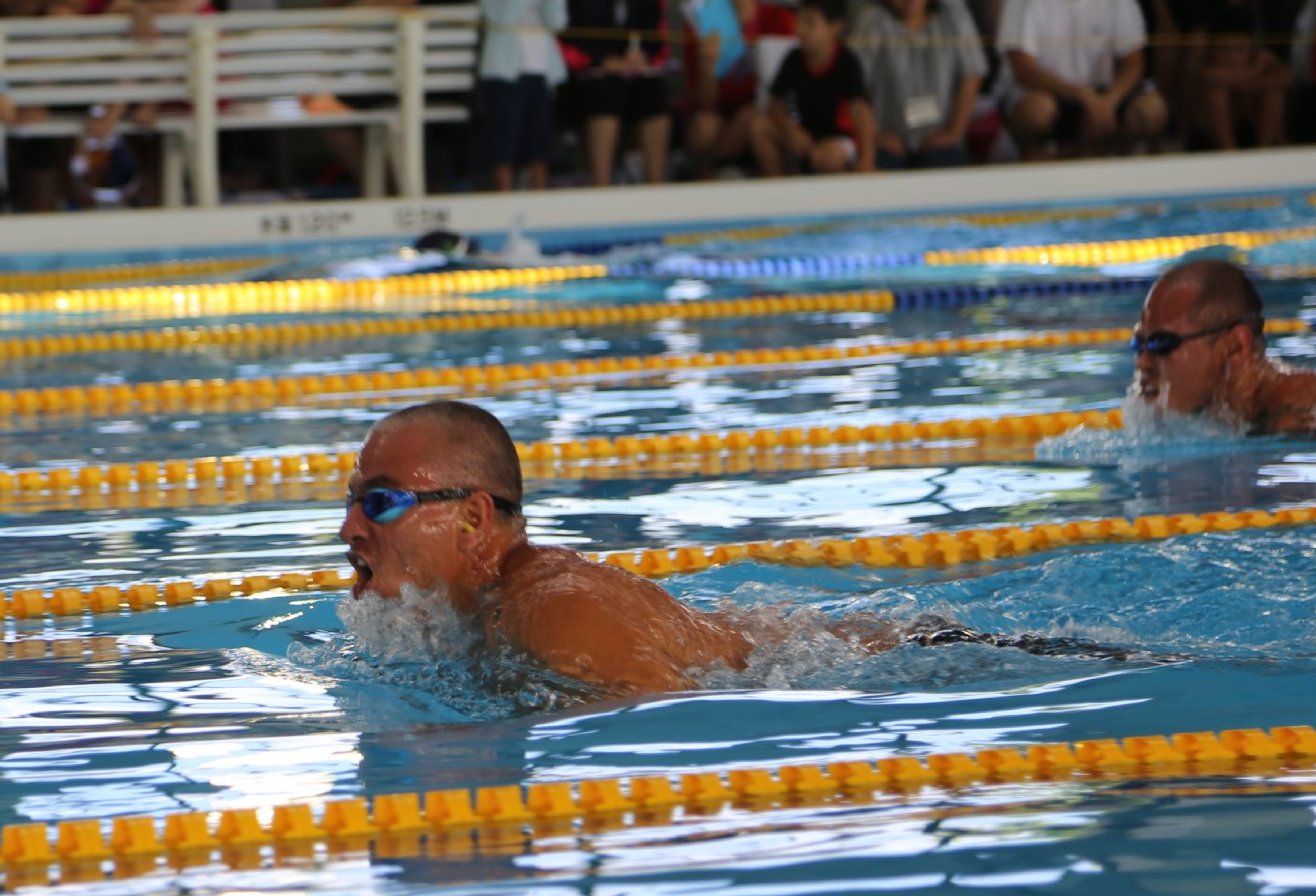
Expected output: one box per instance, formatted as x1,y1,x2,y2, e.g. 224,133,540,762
850,0,986,169
478,0,567,190
1294,0,1316,141
747,0,876,175
679,0,795,179
1182,1,1295,151
997,0,1167,160
560,0,672,186
3,0,138,210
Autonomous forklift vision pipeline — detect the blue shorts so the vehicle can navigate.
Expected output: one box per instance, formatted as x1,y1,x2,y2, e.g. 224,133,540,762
480,74,554,167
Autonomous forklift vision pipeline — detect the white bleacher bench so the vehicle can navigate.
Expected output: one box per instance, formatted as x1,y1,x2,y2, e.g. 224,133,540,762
0,5,479,207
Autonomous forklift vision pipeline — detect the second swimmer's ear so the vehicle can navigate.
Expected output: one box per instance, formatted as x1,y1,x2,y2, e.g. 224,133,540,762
459,520,476,533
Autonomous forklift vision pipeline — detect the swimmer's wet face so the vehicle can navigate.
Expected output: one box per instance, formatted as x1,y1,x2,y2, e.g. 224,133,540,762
339,420,479,607
1134,277,1235,415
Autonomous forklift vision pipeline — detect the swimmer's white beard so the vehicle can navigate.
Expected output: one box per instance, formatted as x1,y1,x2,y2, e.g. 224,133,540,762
336,583,479,665
1121,381,1242,441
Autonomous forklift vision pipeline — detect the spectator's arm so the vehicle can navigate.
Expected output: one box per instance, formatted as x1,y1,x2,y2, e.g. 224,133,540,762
1006,49,1088,101
1238,48,1294,91
1105,46,1144,104
1200,46,1291,90
848,97,875,172
943,72,982,142
768,95,811,155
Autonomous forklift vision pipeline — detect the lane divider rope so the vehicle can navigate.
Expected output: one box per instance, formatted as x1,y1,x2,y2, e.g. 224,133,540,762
658,205,1129,247
0,407,1123,496
655,194,1292,248
618,223,1316,276
0,264,608,315
0,441,1042,515
2,723,1315,887
0,257,278,292
4,318,1306,421
0,278,1186,362
3,498,1311,620
924,224,1316,267
0,289,894,364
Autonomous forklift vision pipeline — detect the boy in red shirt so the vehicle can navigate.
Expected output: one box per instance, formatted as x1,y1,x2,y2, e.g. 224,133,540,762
747,0,875,175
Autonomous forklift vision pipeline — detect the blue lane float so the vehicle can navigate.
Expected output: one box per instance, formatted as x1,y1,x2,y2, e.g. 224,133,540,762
890,275,1157,309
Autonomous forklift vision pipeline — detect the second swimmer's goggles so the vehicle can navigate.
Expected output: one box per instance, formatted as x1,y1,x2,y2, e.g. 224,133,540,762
1129,319,1253,357
346,486,521,524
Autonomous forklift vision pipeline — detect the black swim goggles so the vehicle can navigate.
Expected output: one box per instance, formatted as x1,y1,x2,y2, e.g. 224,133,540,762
1129,319,1252,357
345,486,521,524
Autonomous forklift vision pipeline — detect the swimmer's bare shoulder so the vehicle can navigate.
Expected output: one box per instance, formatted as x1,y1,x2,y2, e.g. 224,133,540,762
485,544,749,696
1257,366,1316,435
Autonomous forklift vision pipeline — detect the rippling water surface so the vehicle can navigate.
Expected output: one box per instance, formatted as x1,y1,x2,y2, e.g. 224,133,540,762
5,193,1316,894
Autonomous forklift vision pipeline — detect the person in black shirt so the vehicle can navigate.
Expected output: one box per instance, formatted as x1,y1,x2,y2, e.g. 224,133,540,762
747,0,875,175
559,0,673,185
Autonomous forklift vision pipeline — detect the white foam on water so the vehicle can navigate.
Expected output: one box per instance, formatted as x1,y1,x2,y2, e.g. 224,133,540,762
1035,390,1250,466
289,584,600,720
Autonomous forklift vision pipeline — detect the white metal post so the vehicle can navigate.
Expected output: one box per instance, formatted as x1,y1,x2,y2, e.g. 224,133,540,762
395,12,426,198
188,18,220,207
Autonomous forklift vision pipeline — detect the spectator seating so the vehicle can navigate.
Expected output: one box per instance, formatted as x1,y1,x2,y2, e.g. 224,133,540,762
0,5,478,206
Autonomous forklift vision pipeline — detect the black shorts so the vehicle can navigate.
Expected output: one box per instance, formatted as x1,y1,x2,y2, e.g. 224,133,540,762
1051,91,1139,143
480,75,554,167
575,73,669,123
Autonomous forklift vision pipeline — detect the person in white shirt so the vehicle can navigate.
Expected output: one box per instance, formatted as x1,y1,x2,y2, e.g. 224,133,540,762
996,0,1167,160
478,0,568,190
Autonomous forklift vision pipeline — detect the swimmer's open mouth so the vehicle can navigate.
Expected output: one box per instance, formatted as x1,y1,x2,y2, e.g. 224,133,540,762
346,551,372,597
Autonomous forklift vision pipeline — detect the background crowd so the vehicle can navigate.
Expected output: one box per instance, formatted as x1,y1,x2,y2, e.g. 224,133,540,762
3,0,1316,210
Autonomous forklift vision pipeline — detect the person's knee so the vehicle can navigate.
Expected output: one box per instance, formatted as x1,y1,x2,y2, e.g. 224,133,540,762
686,111,720,152
1010,91,1058,141
1124,90,1168,140
809,140,850,173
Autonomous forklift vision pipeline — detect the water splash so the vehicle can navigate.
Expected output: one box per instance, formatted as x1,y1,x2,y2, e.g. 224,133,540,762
288,585,597,722
1035,391,1251,466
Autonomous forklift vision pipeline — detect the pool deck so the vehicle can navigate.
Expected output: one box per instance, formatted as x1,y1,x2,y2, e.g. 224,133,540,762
1,146,1315,256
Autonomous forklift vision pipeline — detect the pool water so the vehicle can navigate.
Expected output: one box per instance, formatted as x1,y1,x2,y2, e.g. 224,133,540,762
5,192,1316,894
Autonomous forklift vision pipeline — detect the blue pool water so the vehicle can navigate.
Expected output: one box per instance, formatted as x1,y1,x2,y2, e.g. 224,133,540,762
5,191,1316,894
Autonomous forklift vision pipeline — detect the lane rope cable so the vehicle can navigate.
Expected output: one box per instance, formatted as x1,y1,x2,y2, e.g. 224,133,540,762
3,320,1307,421
2,498,1311,619
3,724,1315,888
0,406,1126,496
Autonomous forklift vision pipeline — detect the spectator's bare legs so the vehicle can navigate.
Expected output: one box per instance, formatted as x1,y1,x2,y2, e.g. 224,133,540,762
1120,89,1167,152
1206,85,1287,150
320,126,367,191
491,162,547,191
808,137,851,173
687,105,754,179
1008,90,1058,161
685,108,722,178
748,109,786,176
1253,87,1286,147
585,113,619,186
491,163,515,191
1200,84,1238,150
637,113,669,183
